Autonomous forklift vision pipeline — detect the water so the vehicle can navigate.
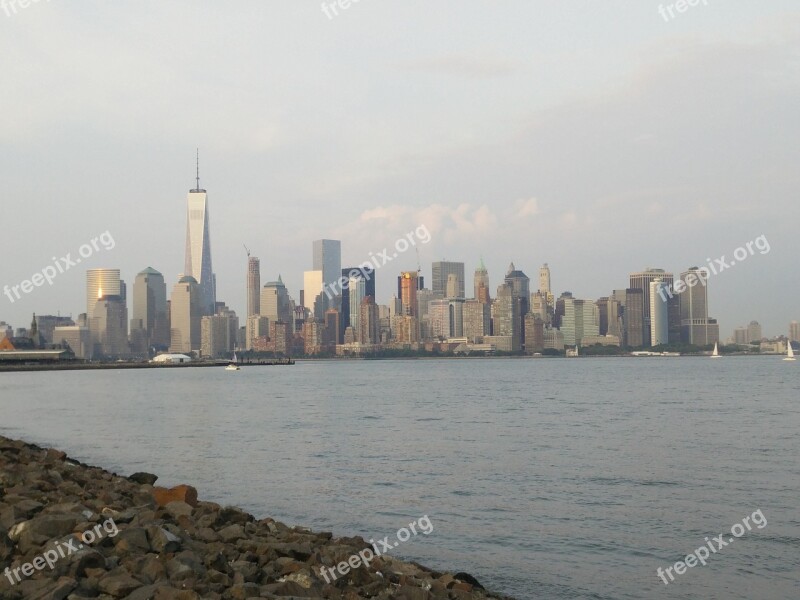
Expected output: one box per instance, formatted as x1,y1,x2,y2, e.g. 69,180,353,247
1,357,798,599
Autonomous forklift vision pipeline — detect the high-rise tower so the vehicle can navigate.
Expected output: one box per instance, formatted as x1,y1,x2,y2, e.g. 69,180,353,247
247,257,261,317
432,261,465,299
184,152,216,316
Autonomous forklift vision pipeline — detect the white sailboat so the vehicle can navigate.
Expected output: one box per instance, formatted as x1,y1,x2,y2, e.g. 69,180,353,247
225,350,240,371
784,342,796,362
710,342,721,358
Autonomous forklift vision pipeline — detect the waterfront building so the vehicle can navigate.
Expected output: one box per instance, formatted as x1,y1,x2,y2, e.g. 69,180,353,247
733,326,749,345
678,267,719,346
543,327,565,351
463,299,490,341
524,314,544,353
492,283,521,351
649,279,669,346
169,275,201,354
90,294,129,358
358,296,380,345
51,325,90,359
33,315,75,345
624,288,644,347
560,297,600,347
246,315,270,351
747,321,763,343
629,268,677,346
131,267,169,352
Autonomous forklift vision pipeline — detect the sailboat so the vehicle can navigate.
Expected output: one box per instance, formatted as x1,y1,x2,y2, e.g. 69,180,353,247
710,342,721,358
225,350,241,371
784,342,796,362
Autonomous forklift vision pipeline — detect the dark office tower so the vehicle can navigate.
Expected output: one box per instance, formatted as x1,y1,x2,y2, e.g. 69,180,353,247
324,308,341,345
340,266,376,332
596,297,609,335
504,262,530,346
432,261,465,299
625,288,644,348
679,267,719,346
554,292,572,329
629,268,675,346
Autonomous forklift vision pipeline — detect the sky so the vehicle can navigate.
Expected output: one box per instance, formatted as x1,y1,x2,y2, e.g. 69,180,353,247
1,1,798,338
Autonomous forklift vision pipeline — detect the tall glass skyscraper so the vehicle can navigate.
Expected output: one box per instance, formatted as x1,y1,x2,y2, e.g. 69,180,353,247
313,240,342,300
184,163,216,316
432,261,465,299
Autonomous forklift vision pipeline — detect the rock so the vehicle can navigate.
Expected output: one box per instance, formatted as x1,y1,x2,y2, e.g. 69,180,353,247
164,501,193,520
146,525,182,554
152,485,198,508
217,523,246,543
129,472,159,486
98,572,144,597
454,572,484,589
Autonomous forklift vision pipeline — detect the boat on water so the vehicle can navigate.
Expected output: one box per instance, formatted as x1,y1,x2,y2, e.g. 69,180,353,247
710,342,721,358
226,351,241,371
784,342,796,362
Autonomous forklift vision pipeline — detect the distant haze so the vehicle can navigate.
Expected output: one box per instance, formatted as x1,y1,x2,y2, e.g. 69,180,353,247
1,1,798,337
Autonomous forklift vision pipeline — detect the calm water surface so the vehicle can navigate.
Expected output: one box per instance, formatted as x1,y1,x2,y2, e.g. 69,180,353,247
1,357,798,599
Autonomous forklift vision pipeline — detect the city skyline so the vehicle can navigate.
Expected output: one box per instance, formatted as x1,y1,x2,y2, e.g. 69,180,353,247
1,3,798,335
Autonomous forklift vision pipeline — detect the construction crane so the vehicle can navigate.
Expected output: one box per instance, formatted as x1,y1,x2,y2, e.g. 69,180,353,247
243,244,251,258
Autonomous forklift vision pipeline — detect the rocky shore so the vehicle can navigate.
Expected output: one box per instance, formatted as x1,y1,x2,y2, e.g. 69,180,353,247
0,436,514,600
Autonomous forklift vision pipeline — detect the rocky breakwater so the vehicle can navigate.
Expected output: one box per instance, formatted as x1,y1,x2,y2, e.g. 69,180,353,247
0,437,514,600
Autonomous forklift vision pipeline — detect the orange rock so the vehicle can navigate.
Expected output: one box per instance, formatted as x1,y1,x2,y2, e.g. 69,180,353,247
152,484,198,508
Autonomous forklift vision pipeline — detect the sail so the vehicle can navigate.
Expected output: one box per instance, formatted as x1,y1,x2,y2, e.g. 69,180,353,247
789,344,795,359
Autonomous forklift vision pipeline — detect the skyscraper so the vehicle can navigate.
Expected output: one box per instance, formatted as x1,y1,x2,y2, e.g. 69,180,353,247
492,282,521,350
348,275,366,336
504,263,530,345
649,279,669,346
560,297,599,347
539,263,551,295
629,268,675,346
432,261,465,299
184,158,216,316
790,321,800,343
313,240,342,305
678,267,719,346
303,270,324,319
474,259,490,303
90,294,128,358
169,275,201,354
625,288,644,347
247,257,261,317
340,266,376,333
261,276,293,325
399,271,420,317
131,267,169,351
86,269,121,319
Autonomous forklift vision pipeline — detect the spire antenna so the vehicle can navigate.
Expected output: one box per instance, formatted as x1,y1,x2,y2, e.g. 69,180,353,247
195,148,200,190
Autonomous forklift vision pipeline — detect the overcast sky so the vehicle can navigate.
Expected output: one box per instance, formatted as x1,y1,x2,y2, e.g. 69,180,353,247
1,1,798,337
